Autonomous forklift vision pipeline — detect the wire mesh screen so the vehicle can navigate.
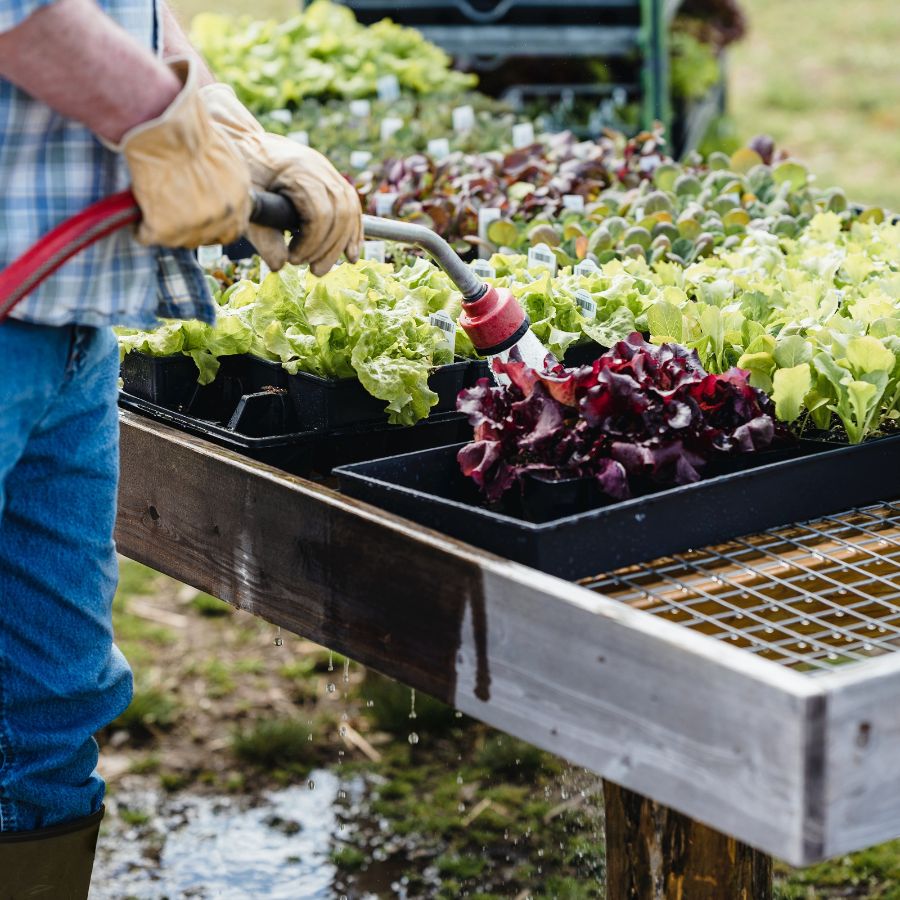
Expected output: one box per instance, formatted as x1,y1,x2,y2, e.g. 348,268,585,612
584,501,900,674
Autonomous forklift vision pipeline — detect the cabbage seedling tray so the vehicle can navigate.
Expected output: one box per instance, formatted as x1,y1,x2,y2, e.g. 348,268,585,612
117,391,471,475
336,436,900,580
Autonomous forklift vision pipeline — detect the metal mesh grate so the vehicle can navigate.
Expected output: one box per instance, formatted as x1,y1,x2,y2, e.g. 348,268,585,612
584,501,900,674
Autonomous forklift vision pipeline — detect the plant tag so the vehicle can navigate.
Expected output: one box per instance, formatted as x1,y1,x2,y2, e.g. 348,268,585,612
453,105,475,133
380,117,403,142
472,259,496,279
528,242,558,276
288,130,309,146
427,137,451,161
363,241,385,263
574,258,600,277
563,194,585,212
429,311,457,350
478,207,502,259
377,74,401,102
428,138,450,162
349,99,371,119
270,108,292,125
575,289,597,319
350,150,373,169
512,121,535,149
374,192,398,217
196,244,223,268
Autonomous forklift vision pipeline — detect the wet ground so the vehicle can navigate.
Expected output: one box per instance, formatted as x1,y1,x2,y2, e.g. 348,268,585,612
92,771,353,899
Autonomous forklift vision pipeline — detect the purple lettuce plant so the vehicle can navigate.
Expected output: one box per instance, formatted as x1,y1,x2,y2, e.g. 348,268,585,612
457,333,777,502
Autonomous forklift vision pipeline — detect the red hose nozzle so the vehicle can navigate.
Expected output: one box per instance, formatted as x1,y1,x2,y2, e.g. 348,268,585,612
459,286,529,355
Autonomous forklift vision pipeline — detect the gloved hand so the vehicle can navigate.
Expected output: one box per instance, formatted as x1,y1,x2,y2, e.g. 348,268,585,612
114,58,251,248
201,83,363,275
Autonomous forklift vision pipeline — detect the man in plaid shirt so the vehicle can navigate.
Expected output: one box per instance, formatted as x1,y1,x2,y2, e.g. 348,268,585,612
0,0,362,892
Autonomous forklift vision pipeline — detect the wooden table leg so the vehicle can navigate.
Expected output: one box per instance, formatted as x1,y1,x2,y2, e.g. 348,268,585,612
603,781,773,900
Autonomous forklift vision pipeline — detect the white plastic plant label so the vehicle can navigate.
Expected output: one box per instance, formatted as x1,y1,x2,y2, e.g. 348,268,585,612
528,242,558,276
349,99,371,119
380,117,403,142
477,207,502,259
374,193,398,217
512,122,535,149
288,130,309,146
452,105,475,133
574,258,600,277
350,150,373,170
575,289,597,319
270,109,292,125
377,74,401,102
427,137,451,161
196,244,223,268
471,259,496,280
429,311,457,351
363,241,386,263
563,194,585,212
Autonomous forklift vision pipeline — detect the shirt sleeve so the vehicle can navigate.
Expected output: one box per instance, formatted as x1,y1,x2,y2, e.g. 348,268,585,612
0,0,58,34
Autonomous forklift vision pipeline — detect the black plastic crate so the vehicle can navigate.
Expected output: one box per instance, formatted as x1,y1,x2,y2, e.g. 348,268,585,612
339,0,640,26
335,436,900,579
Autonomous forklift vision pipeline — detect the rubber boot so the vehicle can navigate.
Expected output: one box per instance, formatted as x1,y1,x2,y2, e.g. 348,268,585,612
0,806,104,900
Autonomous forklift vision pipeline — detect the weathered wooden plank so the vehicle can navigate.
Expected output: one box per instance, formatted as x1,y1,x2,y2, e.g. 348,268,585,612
603,781,773,900
115,412,827,864
817,653,900,858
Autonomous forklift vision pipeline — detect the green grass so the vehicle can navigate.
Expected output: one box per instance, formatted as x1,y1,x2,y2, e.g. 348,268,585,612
112,685,179,738
730,0,900,210
230,717,317,772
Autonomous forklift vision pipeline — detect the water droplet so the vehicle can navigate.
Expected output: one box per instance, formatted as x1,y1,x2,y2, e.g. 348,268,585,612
339,726,347,737
327,682,336,694
273,627,283,647
537,848,544,858
307,779,315,790
409,689,417,720
343,657,350,684
458,803,466,813
454,710,463,718
408,732,419,745
338,790,347,800
456,775,463,785
366,700,375,708
328,650,334,672
307,734,313,742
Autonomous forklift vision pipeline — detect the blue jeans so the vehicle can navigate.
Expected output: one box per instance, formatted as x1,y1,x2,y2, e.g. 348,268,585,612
0,320,133,832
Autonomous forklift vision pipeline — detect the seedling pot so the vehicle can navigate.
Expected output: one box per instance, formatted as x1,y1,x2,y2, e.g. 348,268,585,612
285,359,470,430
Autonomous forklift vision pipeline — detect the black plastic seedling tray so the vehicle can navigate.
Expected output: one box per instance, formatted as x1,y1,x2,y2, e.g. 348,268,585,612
117,390,471,476
336,435,900,579
283,359,470,431
465,343,607,387
122,352,470,432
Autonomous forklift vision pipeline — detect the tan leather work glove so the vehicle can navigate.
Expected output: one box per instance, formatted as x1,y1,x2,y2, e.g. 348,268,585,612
201,83,363,275
116,58,251,248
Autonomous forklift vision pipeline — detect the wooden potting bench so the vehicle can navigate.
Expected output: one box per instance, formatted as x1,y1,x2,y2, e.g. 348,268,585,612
117,410,900,898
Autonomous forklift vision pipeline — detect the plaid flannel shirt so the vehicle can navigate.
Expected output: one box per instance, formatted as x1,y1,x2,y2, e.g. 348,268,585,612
0,0,214,329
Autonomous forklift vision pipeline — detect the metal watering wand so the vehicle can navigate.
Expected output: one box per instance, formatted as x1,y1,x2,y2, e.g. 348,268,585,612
0,190,549,379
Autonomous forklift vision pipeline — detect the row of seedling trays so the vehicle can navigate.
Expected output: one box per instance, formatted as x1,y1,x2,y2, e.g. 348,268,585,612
121,348,900,580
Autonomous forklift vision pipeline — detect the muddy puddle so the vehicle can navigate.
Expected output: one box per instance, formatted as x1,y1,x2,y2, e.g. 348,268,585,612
91,770,375,899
